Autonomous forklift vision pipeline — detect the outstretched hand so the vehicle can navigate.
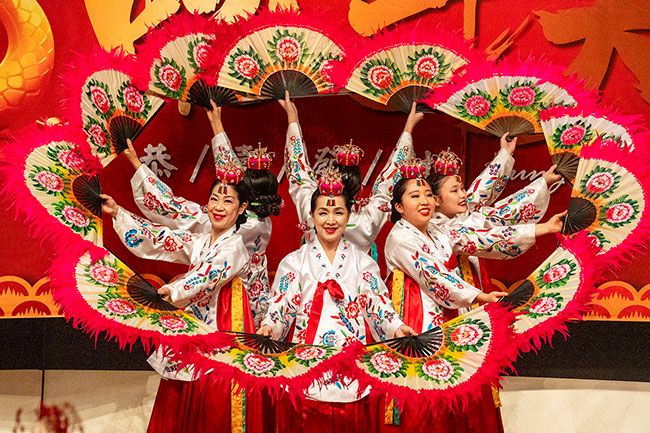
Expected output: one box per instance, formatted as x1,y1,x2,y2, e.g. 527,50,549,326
500,132,517,155
257,325,273,337
278,90,299,124
206,100,224,135
395,324,418,338
123,139,142,170
535,210,568,237
404,102,424,134
475,291,509,304
542,164,563,186
100,193,119,218
157,286,172,303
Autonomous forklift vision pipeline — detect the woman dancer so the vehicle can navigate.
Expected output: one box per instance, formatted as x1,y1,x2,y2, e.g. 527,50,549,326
101,161,269,433
125,101,281,326
280,92,417,253
257,168,414,433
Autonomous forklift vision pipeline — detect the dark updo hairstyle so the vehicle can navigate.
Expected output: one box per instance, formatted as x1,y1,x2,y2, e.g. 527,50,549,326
209,178,250,229
242,169,282,219
389,176,437,223
309,189,353,214
333,163,362,203
425,172,449,196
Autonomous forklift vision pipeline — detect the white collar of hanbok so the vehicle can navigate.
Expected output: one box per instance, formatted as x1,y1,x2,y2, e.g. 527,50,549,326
208,225,238,248
309,236,350,281
397,218,435,242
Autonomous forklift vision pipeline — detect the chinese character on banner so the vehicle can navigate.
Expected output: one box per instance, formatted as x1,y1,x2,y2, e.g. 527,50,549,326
536,0,650,102
140,143,178,178
312,146,337,176
234,144,255,163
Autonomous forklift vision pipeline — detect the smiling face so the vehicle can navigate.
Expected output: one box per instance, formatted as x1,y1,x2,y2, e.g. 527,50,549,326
434,175,468,217
207,183,247,235
311,195,350,246
394,179,435,231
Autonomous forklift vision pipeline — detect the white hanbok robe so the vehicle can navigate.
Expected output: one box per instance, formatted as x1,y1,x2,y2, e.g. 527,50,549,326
285,122,414,253
385,218,535,332
113,207,251,380
432,148,551,294
130,132,271,327
262,236,404,402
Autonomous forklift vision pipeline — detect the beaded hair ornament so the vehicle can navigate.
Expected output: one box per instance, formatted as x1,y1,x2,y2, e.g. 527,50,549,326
215,159,246,194
318,167,344,207
246,143,274,171
432,148,462,178
334,140,363,167
399,158,428,186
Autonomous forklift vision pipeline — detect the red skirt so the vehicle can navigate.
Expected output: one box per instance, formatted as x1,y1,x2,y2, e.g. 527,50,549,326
147,374,274,433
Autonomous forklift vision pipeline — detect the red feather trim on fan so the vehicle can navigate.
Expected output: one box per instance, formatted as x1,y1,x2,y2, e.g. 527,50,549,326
49,246,235,354
0,125,105,258
350,303,515,414
574,136,650,272
424,58,599,137
506,233,600,355
329,24,489,112
177,337,364,405
202,7,349,99
61,46,165,166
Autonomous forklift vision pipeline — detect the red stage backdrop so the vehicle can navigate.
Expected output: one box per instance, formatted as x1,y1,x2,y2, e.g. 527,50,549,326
0,0,649,321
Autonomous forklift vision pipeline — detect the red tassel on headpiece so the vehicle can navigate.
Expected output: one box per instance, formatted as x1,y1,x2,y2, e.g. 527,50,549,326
334,140,363,167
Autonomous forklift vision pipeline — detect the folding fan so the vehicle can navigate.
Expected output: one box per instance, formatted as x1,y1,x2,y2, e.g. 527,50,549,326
540,106,646,183
561,139,650,267
426,61,594,137
0,126,104,253
137,13,260,108
181,332,356,399
63,48,165,166
352,304,513,412
499,235,596,351
206,9,345,98
330,28,484,113
50,247,232,352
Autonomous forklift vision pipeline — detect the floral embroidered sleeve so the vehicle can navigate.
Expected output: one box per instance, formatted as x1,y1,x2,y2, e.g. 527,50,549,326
357,257,404,341
164,236,249,307
386,234,481,309
285,122,318,226
131,164,209,233
444,223,536,259
261,256,301,340
480,177,550,226
113,207,194,265
211,131,239,168
347,132,416,252
465,148,515,212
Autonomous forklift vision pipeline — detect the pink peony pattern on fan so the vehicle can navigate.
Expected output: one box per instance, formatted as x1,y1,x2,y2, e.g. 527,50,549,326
0,126,104,255
330,26,486,112
63,48,165,167
426,60,597,137
205,8,347,99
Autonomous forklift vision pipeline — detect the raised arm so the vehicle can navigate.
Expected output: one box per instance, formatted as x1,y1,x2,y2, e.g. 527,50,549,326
281,93,318,226
480,165,560,226
465,133,516,211
102,195,193,265
126,139,209,233
207,101,240,168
